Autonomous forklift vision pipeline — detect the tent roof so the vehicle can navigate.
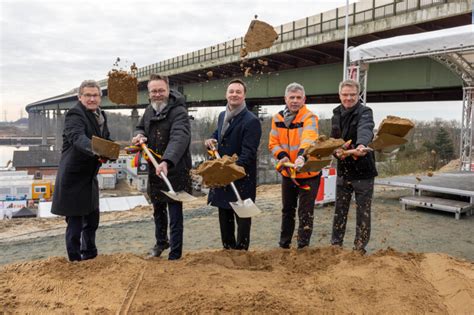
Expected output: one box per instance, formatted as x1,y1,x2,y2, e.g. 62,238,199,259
349,25,474,63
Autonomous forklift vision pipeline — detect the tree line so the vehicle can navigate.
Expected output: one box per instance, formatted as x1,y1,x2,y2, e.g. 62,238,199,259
102,111,459,176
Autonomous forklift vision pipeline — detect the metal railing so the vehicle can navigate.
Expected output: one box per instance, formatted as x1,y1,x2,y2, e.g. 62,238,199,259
95,0,449,87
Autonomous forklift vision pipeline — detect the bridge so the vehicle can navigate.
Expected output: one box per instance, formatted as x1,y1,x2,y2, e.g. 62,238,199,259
25,0,471,146
0,136,55,146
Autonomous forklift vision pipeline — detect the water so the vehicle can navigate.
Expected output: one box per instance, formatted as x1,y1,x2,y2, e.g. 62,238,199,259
0,145,29,167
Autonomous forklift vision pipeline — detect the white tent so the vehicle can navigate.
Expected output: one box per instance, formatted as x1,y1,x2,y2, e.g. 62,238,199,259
350,25,473,64
348,25,474,171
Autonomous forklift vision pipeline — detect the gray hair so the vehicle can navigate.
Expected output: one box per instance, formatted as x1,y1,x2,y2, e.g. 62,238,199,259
78,80,102,96
285,82,305,96
339,79,360,93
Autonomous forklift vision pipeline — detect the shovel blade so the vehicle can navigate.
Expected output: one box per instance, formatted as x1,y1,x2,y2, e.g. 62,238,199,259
161,190,197,202
229,198,261,218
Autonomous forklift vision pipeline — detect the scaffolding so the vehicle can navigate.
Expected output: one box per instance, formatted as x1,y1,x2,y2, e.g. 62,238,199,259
348,25,474,171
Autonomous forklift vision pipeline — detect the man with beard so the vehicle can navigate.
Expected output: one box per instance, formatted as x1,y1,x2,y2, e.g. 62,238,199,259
330,79,378,255
204,79,261,250
132,74,191,260
52,80,111,262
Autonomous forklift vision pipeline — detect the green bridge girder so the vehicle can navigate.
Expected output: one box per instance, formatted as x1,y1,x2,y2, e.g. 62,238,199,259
183,58,462,104
28,57,462,112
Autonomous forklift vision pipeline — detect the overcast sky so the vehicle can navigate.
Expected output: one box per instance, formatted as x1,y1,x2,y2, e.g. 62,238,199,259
0,0,355,121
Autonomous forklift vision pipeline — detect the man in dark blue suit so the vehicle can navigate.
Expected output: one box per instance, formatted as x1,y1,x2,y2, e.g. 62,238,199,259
205,79,262,250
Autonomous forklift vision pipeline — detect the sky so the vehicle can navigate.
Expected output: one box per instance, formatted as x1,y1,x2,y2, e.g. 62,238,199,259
0,0,356,121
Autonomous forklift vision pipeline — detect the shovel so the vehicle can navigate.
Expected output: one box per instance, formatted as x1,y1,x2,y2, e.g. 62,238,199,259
140,143,196,202
210,146,261,218
91,136,120,160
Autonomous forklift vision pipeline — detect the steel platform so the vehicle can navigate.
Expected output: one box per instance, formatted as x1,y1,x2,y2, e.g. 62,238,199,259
376,172,474,219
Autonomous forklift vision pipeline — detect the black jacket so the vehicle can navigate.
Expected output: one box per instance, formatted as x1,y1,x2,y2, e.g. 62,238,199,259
51,102,110,216
207,107,262,209
331,102,378,180
135,89,192,203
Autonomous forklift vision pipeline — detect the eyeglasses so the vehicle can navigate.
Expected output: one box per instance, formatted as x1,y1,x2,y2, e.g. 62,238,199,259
340,93,358,98
149,89,167,95
82,94,100,99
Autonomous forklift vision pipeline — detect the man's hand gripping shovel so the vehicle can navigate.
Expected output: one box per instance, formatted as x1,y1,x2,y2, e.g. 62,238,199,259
333,140,373,160
140,143,196,203
208,143,261,218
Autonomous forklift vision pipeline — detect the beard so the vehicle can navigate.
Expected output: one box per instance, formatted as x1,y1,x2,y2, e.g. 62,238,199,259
151,98,168,112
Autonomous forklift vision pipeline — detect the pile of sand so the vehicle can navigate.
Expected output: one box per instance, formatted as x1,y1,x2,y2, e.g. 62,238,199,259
195,154,246,187
240,20,278,58
107,68,138,105
370,116,414,151
1,247,472,313
438,159,461,173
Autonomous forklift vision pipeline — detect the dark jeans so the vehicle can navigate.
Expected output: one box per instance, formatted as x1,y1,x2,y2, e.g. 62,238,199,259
153,201,183,260
65,209,100,261
331,177,374,250
279,175,320,249
218,207,251,250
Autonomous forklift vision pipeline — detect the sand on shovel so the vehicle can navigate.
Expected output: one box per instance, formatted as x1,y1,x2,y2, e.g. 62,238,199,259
299,157,332,173
240,20,278,58
304,136,346,159
370,133,408,151
369,116,414,151
195,154,246,187
376,115,414,138
107,61,138,105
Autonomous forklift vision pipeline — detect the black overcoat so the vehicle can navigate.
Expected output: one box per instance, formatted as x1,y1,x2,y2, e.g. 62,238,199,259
51,102,110,216
134,90,192,203
331,101,378,180
207,107,262,209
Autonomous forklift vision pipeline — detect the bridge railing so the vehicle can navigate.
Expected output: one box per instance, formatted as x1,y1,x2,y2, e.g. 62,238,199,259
97,0,447,87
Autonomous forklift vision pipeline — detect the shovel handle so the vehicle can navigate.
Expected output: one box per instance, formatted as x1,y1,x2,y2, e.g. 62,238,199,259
160,171,176,194
209,145,243,203
141,143,176,194
141,143,159,168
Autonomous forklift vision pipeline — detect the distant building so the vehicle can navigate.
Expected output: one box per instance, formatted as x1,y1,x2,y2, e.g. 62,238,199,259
12,147,60,178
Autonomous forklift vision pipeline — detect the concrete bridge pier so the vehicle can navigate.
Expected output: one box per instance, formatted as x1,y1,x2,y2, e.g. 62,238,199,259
46,110,52,136
55,109,64,150
28,112,34,134
41,110,48,146
130,108,139,139
28,111,41,136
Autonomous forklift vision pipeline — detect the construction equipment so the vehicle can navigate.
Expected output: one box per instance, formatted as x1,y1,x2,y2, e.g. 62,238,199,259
210,145,261,218
140,143,196,202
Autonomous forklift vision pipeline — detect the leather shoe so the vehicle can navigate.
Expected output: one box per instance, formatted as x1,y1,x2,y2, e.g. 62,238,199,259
149,244,169,257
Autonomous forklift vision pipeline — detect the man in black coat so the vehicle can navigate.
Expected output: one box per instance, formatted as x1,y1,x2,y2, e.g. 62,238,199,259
51,80,111,262
330,79,378,255
132,74,191,260
205,79,262,250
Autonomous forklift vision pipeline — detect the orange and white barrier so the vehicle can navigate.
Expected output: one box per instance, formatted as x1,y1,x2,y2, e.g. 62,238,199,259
315,167,336,205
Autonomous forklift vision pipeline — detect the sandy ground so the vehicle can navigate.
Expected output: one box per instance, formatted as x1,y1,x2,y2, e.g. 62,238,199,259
1,182,473,313
1,248,473,313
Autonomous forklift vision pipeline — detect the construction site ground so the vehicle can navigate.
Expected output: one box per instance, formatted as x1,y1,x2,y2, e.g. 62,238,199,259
1,181,473,313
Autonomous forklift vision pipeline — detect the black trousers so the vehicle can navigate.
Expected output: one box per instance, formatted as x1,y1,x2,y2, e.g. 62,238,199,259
152,201,183,260
65,209,100,262
218,207,251,250
331,177,374,250
280,175,320,249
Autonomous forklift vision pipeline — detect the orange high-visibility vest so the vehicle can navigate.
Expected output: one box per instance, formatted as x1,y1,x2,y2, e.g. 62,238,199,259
269,105,319,178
